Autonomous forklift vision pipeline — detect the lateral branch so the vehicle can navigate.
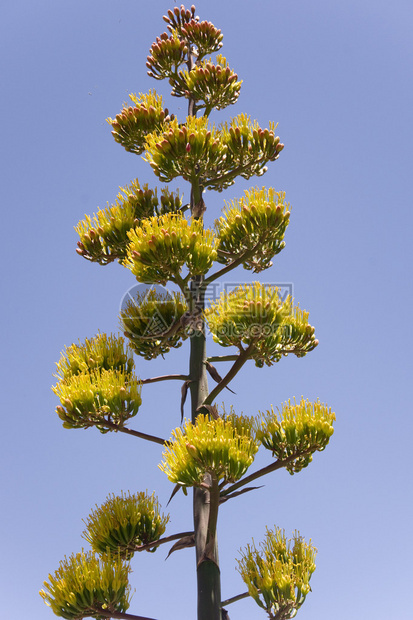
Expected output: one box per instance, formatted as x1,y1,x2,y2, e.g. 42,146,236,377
99,419,166,446
221,448,317,499
92,608,158,620
221,591,250,607
203,343,255,406
141,374,190,385
134,531,194,553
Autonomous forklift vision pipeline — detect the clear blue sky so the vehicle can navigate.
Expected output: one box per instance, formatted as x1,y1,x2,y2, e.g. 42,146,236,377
1,1,412,619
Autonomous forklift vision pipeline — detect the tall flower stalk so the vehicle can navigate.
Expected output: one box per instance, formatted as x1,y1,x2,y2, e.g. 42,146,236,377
42,5,335,620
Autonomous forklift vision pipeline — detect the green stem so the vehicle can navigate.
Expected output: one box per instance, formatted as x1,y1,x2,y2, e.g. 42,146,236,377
196,558,221,620
173,273,191,302
221,591,250,607
194,472,221,620
208,474,220,539
203,238,264,286
202,344,255,407
221,447,317,499
94,609,157,620
189,277,221,620
99,419,166,446
134,531,194,552
206,355,238,363
141,374,189,385
221,460,284,499
185,42,222,620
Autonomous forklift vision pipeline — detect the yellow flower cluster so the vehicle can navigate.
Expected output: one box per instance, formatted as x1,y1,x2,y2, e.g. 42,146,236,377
162,6,223,58
174,55,242,114
219,115,284,184
75,180,182,265
108,90,173,155
159,413,258,488
257,398,336,474
55,333,134,380
53,334,141,432
143,114,283,191
204,283,318,367
40,551,131,620
125,212,218,283
162,4,198,36
147,11,232,115
144,115,225,184
53,369,142,432
215,187,291,272
237,527,317,619
83,491,169,560
120,288,189,359
176,18,223,57
146,32,188,81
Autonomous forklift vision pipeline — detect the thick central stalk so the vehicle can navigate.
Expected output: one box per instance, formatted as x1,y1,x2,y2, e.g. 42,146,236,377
186,44,221,620
189,277,221,620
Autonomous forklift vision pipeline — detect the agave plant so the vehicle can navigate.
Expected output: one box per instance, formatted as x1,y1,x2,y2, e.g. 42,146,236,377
43,5,335,620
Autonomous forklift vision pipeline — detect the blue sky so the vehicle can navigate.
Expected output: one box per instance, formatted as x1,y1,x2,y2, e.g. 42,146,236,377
1,1,413,619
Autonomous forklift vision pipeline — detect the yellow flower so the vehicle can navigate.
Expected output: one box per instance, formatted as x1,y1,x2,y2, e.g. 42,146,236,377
215,187,290,272
125,212,217,283
53,368,141,432
257,398,336,473
159,413,258,487
40,550,131,619
83,491,169,559
75,180,182,265
120,288,188,360
107,90,173,154
204,283,318,366
237,527,317,618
